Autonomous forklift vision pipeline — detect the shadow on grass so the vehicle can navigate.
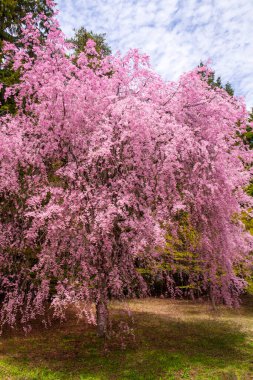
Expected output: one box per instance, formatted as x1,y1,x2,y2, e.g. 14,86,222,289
0,300,252,379
241,294,253,315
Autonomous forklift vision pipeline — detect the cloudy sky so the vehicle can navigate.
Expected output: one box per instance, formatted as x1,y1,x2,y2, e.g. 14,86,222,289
56,0,253,109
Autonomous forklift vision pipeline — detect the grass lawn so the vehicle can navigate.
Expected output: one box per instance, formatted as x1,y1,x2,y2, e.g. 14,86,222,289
0,297,253,379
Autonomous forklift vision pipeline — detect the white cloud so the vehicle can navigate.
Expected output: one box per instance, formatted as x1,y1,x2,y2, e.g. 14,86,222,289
56,0,253,109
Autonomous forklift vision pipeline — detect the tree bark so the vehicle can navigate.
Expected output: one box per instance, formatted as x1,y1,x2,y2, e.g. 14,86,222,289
96,297,108,338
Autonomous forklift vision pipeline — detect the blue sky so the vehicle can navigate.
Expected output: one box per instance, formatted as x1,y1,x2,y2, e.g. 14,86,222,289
56,0,253,109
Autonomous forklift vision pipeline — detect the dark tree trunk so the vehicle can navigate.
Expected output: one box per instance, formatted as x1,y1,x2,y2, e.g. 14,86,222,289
210,293,217,311
96,297,108,338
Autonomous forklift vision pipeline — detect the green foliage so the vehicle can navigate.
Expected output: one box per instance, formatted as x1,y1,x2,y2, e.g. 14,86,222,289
240,111,253,295
135,213,203,296
198,62,235,96
161,212,203,293
246,182,253,197
242,108,253,149
224,81,234,96
0,0,53,115
164,213,200,270
68,26,111,58
0,0,53,44
241,210,253,235
238,210,253,294
0,63,20,115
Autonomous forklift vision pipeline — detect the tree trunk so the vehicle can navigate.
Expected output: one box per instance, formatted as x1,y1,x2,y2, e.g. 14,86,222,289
96,297,108,338
210,293,217,311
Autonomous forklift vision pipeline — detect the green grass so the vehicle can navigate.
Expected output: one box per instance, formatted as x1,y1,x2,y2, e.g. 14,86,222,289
0,297,253,379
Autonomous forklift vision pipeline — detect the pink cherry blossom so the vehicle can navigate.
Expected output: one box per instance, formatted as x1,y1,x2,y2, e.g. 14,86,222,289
0,6,252,336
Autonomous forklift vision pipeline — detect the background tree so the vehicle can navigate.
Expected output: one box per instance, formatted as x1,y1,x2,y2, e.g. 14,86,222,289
68,26,111,58
0,0,53,115
198,62,234,96
243,108,253,150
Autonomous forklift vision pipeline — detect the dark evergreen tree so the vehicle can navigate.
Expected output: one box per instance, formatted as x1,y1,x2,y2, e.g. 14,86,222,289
68,27,111,58
224,82,234,96
197,62,234,96
0,0,53,115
